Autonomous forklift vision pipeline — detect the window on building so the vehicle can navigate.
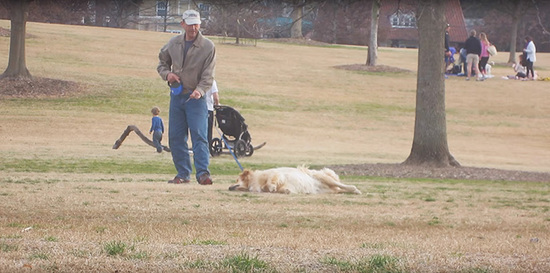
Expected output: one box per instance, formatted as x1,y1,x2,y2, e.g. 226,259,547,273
390,12,416,28
157,1,167,17
198,3,210,18
198,3,210,13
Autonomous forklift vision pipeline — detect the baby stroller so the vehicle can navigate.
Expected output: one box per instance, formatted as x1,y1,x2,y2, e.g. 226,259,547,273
210,105,265,158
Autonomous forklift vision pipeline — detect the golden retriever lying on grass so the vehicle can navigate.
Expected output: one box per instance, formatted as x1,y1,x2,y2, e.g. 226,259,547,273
229,166,362,194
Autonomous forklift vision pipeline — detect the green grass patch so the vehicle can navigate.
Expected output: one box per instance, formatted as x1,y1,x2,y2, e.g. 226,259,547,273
0,81,166,115
183,239,227,246
322,254,404,272
6,222,26,228
0,157,291,176
219,252,274,273
0,234,23,239
29,252,49,260
44,236,58,242
185,259,213,269
428,217,442,226
0,158,173,174
0,242,19,252
456,267,495,273
128,251,149,260
103,240,127,256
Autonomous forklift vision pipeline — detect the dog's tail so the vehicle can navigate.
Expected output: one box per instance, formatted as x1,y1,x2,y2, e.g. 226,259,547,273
315,168,362,194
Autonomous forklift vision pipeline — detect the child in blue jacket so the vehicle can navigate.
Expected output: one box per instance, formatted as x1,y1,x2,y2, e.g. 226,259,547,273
149,107,165,153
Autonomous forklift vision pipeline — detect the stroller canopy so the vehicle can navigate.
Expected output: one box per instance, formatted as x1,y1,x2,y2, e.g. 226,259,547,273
215,105,247,139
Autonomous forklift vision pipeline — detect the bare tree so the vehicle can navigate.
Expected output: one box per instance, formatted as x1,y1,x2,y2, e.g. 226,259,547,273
312,0,367,45
0,0,33,80
288,0,319,38
156,0,169,32
91,0,142,28
290,0,304,38
492,0,531,63
530,0,550,51
27,0,88,24
403,0,459,168
507,0,523,63
208,0,278,42
366,0,380,66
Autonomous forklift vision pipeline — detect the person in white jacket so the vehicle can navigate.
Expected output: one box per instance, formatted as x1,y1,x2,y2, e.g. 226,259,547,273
206,80,220,155
523,36,536,80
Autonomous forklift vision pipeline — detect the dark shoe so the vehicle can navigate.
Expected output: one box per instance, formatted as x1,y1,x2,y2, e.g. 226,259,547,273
198,173,212,185
157,147,162,153
168,177,190,184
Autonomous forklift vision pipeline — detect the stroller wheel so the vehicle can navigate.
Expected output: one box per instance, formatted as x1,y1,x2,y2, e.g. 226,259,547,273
210,138,222,156
245,143,254,157
234,139,247,158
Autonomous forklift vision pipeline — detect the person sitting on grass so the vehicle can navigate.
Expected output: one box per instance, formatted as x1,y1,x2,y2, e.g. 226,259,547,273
504,54,537,80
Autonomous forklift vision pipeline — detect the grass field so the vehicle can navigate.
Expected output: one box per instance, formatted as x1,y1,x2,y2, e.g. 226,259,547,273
0,20,549,272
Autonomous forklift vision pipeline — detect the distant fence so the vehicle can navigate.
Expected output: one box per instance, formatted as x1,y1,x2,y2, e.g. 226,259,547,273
220,36,257,47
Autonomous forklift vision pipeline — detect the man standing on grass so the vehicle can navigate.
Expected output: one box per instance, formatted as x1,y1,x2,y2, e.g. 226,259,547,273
157,9,216,185
464,29,482,81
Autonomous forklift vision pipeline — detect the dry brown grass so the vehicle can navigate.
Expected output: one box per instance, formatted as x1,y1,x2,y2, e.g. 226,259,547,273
0,20,549,272
1,174,549,272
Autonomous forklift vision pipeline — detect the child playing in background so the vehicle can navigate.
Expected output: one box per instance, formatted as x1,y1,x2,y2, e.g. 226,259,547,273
149,106,165,153
504,54,528,80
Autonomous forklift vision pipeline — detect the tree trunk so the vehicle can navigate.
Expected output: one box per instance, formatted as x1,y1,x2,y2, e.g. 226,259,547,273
366,0,380,66
94,0,107,26
403,0,460,168
1,0,32,80
162,0,168,32
236,19,241,45
331,6,337,44
508,0,521,63
290,2,303,38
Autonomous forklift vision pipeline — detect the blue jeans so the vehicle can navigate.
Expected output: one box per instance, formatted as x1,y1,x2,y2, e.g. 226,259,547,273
169,92,210,181
152,131,163,152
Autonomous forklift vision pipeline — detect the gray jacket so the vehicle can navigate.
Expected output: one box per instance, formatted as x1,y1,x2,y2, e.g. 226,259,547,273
157,32,216,96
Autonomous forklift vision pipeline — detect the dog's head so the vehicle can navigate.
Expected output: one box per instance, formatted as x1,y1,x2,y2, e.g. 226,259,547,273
228,169,253,191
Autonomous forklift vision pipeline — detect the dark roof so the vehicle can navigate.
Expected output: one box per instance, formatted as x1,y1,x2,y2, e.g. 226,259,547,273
445,0,469,43
380,0,468,44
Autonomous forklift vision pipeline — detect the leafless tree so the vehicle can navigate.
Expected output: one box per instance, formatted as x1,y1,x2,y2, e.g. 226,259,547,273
313,0,369,44
283,0,319,38
491,0,532,63
207,0,279,42
91,0,143,28
27,0,88,24
403,0,459,167
289,0,304,38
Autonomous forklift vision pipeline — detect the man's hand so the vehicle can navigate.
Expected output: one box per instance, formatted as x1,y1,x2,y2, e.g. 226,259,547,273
190,90,202,100
167,72,180,83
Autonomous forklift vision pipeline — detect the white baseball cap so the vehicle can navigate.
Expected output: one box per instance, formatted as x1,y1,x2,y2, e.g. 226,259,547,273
182,10,201,25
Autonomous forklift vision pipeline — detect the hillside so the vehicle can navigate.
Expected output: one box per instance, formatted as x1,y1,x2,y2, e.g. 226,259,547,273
0,20,549,175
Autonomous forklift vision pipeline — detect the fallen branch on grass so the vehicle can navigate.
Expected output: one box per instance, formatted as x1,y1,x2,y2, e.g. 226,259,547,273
112,125,170,152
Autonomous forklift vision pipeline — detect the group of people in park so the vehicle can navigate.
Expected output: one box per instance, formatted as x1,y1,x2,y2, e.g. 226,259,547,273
445,24,537,81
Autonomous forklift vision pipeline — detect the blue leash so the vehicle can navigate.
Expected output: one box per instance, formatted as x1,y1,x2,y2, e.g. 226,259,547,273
215,127,244,171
